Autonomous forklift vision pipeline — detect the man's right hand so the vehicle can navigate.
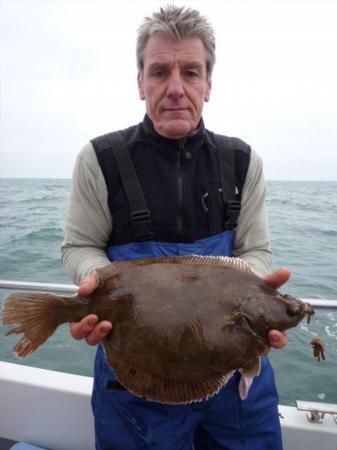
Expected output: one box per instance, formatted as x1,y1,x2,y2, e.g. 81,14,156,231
69,274,113,346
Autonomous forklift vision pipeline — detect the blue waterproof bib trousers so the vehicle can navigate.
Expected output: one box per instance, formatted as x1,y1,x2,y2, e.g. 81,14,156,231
92,231,283,450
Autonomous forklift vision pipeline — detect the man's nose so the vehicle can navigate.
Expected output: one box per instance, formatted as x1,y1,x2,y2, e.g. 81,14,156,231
166,72,184,99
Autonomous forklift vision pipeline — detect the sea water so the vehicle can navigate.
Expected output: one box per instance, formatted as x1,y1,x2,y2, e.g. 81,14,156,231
0,178,336,406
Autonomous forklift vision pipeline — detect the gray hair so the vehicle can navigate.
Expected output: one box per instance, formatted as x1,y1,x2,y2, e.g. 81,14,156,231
137,5,216,80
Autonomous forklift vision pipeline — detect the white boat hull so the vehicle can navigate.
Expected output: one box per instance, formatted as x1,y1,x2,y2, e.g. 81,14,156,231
1,362,336,450
0,362,94,450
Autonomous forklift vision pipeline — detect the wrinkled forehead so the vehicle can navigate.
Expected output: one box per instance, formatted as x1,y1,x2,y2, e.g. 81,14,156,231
142,33,208,71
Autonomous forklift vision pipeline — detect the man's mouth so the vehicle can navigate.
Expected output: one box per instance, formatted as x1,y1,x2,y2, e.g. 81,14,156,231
164,107,187,111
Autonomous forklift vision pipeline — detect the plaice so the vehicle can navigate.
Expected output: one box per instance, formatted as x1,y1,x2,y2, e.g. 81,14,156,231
1,255,314,404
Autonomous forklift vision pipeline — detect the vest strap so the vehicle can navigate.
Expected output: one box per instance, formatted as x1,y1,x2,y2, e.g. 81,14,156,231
106,132,154,241
215,135,241,230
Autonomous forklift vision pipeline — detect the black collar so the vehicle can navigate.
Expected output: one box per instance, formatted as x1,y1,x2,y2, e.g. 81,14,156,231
142,114,207,154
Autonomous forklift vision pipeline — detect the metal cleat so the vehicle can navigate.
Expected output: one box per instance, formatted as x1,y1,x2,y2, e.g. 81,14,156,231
307,410,325,424
296,401,337,424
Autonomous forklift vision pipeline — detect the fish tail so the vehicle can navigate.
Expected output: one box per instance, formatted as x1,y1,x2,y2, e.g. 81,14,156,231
1,291,87,357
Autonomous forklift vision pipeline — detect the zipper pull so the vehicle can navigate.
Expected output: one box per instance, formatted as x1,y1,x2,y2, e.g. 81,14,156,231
177,137,192,159
177,137,187,150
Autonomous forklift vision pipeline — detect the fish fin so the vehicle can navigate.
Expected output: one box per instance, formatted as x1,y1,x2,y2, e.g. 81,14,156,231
163,255,254,273
95,258,179,281
240,357,261,378
187,256,253,273
238,375,254,400
104,343,234,404
1,291,84,357
95,259,163,283
95,263,126,283
221,312,245,332
238,358,261,400
95,256,253,283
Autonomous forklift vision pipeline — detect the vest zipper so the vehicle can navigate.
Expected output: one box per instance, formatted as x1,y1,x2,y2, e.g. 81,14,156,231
176,138,187,236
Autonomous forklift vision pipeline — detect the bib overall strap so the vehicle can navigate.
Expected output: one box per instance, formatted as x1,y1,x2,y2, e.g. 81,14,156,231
106,131,154,241
215,135,241,230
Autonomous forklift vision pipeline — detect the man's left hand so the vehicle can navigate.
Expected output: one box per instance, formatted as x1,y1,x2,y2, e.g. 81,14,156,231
263,268,291,354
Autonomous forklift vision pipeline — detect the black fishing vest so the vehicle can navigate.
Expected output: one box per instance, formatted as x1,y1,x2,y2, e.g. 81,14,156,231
91,115,251,246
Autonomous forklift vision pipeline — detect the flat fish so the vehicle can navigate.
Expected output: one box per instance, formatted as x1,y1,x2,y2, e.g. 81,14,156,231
1,256,314,404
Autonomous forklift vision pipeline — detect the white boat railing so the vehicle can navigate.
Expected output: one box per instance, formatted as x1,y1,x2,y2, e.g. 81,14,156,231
0,279,337,310
0,279,77,293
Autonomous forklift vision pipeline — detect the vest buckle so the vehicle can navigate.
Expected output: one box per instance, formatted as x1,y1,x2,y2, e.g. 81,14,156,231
224,200,241,229
131,210,154,241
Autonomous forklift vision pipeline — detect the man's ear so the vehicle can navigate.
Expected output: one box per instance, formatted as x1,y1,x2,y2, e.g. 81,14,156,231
205,79,212,102
137,72,145,100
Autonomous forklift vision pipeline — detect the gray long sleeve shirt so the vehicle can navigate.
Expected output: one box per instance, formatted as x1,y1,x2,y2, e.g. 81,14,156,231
61,142,272,285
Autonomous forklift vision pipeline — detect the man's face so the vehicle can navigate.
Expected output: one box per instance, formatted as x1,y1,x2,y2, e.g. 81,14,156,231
138,34,212,139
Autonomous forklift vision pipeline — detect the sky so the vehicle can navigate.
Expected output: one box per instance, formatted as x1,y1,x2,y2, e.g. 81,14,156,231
1,0,337,180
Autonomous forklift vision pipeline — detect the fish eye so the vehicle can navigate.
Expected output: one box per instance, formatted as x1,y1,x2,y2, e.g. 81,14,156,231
286,303,302,317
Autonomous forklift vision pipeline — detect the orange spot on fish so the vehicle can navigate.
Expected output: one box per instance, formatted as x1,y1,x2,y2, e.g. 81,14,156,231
181,274,199,283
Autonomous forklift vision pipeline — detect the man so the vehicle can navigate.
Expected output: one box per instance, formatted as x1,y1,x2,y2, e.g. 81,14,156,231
61,5,288,449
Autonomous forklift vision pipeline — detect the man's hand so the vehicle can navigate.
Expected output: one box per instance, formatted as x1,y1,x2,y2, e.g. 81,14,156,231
69,274,113,346
263,268,291,354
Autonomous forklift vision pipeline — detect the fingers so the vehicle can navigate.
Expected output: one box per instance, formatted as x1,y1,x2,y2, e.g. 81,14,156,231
78,274,98,296
70,274,111,346
69,314,98,339
84,320,113,346
262,330,288,355
268,330,288,349
69,315,113,346
264,268,291,289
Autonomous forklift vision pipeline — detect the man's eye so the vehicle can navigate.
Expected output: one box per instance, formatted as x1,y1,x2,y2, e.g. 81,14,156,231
185,70,199,78
151,70,165,78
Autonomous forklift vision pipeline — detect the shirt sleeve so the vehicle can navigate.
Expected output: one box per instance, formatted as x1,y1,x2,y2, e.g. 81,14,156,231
232,148,272,277
60,142,112,284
